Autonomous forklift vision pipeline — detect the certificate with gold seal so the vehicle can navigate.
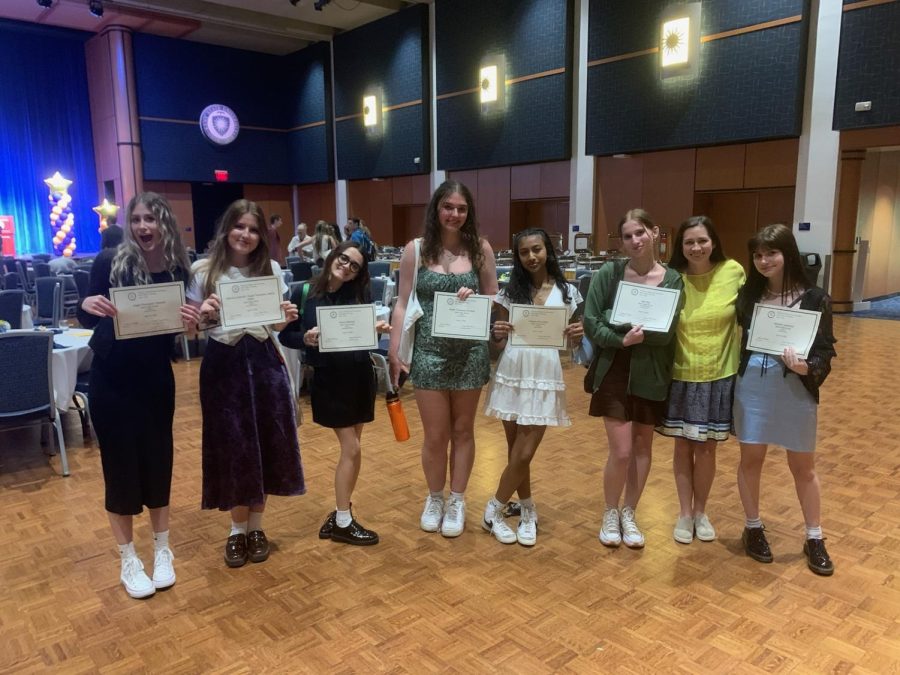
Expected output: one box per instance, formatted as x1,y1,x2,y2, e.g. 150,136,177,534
111,281,186,340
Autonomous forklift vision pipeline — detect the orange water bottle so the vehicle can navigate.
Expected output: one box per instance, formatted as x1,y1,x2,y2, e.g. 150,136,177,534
386,390,410,442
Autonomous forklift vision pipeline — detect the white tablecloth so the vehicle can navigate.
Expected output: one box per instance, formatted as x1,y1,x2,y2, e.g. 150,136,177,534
22,305,33,329
51,330,93,411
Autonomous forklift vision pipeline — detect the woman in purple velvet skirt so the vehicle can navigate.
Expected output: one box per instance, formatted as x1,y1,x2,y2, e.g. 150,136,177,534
187,199,304,568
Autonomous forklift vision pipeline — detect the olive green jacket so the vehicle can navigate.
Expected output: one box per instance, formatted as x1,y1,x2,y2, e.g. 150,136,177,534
583,260,684,401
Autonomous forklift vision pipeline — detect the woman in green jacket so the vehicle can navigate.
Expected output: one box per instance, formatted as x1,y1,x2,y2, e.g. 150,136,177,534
584,209,683,549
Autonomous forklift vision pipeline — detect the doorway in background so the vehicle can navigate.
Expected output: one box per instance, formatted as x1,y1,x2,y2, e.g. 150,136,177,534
191,182,244,253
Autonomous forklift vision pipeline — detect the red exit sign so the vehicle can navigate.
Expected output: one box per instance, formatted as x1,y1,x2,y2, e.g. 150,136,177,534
214,170,229,182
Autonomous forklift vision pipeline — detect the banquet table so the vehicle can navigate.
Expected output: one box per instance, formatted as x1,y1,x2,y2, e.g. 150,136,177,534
22,304,34,329
50,329,93,412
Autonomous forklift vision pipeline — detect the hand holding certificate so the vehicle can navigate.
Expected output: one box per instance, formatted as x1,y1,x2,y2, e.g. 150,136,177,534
508,304,568,349
316,304,378,352
610,281,680,333
747,303,821,358
430,292,492,341
217,275,285,329
111,281,187,340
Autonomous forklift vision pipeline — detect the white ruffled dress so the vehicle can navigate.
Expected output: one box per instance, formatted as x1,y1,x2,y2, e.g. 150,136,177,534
484,283,582,426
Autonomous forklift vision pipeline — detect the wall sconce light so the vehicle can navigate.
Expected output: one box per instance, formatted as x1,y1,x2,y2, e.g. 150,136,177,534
363,93,379,128
479,56,506,111
660,3,701,78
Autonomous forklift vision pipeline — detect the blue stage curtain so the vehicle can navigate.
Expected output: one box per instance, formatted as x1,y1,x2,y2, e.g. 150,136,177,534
0,20,100,255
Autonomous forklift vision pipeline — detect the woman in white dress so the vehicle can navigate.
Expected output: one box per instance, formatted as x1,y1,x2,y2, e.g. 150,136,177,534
483,228,583,546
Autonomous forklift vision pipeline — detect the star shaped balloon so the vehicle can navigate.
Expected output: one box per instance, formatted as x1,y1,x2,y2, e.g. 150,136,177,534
44,171,73,193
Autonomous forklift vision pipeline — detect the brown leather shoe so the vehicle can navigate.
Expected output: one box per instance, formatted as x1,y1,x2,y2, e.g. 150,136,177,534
247,530,269,563
224,533,248,568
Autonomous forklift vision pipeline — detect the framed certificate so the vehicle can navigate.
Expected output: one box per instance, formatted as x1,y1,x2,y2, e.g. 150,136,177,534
430,292,491,341
610,281,680,333
217,275,285,329
110,281,186,340
508,304,568,349
316,304,378,353
747,303,821,358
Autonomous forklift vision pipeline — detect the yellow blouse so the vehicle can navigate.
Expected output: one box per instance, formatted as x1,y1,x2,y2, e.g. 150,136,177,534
673,259,745,382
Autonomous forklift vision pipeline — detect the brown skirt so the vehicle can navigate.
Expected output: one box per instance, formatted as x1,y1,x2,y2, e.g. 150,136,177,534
589,349,665,426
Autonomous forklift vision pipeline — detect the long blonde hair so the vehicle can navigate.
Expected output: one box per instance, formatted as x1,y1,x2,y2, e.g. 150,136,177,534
110,192,191,287
198,200,272,299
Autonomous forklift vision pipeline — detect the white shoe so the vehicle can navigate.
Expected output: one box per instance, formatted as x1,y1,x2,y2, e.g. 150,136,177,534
481,500,516,544
517,504,538,547
673,516,694,544
152,546,176,589
440,497,466,537
420,495,444,532
694,513,716,542
599,507,621,547
620,507,645,548
120,556,155,599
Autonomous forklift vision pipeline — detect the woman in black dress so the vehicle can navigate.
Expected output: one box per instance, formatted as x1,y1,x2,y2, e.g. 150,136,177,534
77,192,199,599
279,241,390,545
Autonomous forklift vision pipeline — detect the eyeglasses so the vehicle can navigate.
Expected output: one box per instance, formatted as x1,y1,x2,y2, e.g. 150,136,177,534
337,252,361,274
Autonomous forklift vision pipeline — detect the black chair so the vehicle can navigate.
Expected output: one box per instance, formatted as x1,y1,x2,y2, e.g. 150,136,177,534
72,370,91,440
368,261,390,278
2,257,17,274
33,262,53,278
290,261,314,282
34,277,63,327
0,332,70,476
31,253,52,263
578,272,593,301
370,277,387,306
2,272,20,290
17,260,35,305
58,274,80,317
0,289,24,329
285,255,302,268
73,270,90,300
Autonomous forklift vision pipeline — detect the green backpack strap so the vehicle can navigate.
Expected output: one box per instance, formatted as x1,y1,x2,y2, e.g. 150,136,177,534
298,281,311,318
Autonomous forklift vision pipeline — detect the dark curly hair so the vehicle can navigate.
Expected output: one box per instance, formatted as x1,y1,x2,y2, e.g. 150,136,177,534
504,228,572,306
309,240,370,303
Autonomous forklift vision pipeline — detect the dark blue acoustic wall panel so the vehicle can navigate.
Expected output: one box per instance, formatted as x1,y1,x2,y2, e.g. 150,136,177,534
435,0,572,171
586,0,809,156
834,1,900,130
285,42,333,184
133,34,294,183
333,5,429,180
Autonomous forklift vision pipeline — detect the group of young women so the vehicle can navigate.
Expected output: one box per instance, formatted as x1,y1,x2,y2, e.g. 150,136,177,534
79,180,836,599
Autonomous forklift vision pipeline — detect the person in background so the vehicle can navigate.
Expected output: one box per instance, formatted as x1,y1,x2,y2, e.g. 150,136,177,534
100,223,124,250
77,192,200,599
48,253,77,275
188,199,304,569
657,216,745,545
268,213,286,266
733,223,837,576
330,222,343,243
583,208,683,550
388,180,498,538
313,220,337,268
279,241,391,546
288,222,314,260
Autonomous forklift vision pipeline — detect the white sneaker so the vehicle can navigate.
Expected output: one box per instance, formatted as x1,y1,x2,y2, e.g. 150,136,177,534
673,516,694,544
481,500,516,544
694,513,716,542
440,497,465,538
420,495,444,532
620,507,645,548
599,507,621,547
517,504,538,547
152,546,176,589
120,556,155,599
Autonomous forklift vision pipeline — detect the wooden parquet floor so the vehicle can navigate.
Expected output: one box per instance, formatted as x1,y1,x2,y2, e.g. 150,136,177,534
1,316,899,673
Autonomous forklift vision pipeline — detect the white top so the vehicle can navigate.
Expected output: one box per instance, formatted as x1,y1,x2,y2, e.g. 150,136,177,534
187,259,288,345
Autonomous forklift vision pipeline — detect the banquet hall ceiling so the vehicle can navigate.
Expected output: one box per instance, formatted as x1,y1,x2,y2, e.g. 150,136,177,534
0,0,427,54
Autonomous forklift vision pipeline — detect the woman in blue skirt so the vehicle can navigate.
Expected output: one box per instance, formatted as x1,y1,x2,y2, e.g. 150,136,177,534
734,224,837,576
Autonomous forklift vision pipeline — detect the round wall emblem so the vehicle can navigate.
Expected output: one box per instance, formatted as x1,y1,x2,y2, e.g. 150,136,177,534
199,104,240,146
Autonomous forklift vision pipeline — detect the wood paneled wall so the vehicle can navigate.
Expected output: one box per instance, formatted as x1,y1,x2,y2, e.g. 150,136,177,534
297,183,337,227
143,181,196,250
857,149,900,298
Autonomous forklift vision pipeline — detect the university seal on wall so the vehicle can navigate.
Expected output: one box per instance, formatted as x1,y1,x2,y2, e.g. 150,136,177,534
199,104,240,146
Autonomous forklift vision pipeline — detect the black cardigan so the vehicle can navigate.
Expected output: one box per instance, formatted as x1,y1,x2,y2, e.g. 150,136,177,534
736,286,837,403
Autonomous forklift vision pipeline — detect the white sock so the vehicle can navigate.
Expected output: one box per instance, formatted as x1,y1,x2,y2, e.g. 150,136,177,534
248,512,263,532
230,521,248,536
746,517,763,529
429,490,444,501
118,542,136,559
153,530,169,550
806,525,823,540
519,497,535,510
335,509,352,528
449,490,465,502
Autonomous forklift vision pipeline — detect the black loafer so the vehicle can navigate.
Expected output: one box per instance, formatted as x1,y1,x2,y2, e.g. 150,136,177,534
803,538,834,576
501,501,521,518
224,533,248,568
247,530,269,563
331,518,379,546
318,511,336,540
742,526,773,563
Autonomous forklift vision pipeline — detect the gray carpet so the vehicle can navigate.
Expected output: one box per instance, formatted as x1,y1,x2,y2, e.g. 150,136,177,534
852,294,900,321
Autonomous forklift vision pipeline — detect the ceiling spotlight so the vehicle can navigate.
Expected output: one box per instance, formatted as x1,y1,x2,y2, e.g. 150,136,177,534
37,0,54,7
88,0,103,17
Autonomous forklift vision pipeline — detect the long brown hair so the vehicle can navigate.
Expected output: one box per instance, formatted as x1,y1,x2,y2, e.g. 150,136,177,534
420,180,484,270
737,223,811,319
309,240,370,303
198,199,272,299
668,215,727,272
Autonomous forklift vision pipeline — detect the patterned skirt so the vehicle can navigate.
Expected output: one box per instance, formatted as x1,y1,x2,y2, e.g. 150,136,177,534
657,376,736,442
